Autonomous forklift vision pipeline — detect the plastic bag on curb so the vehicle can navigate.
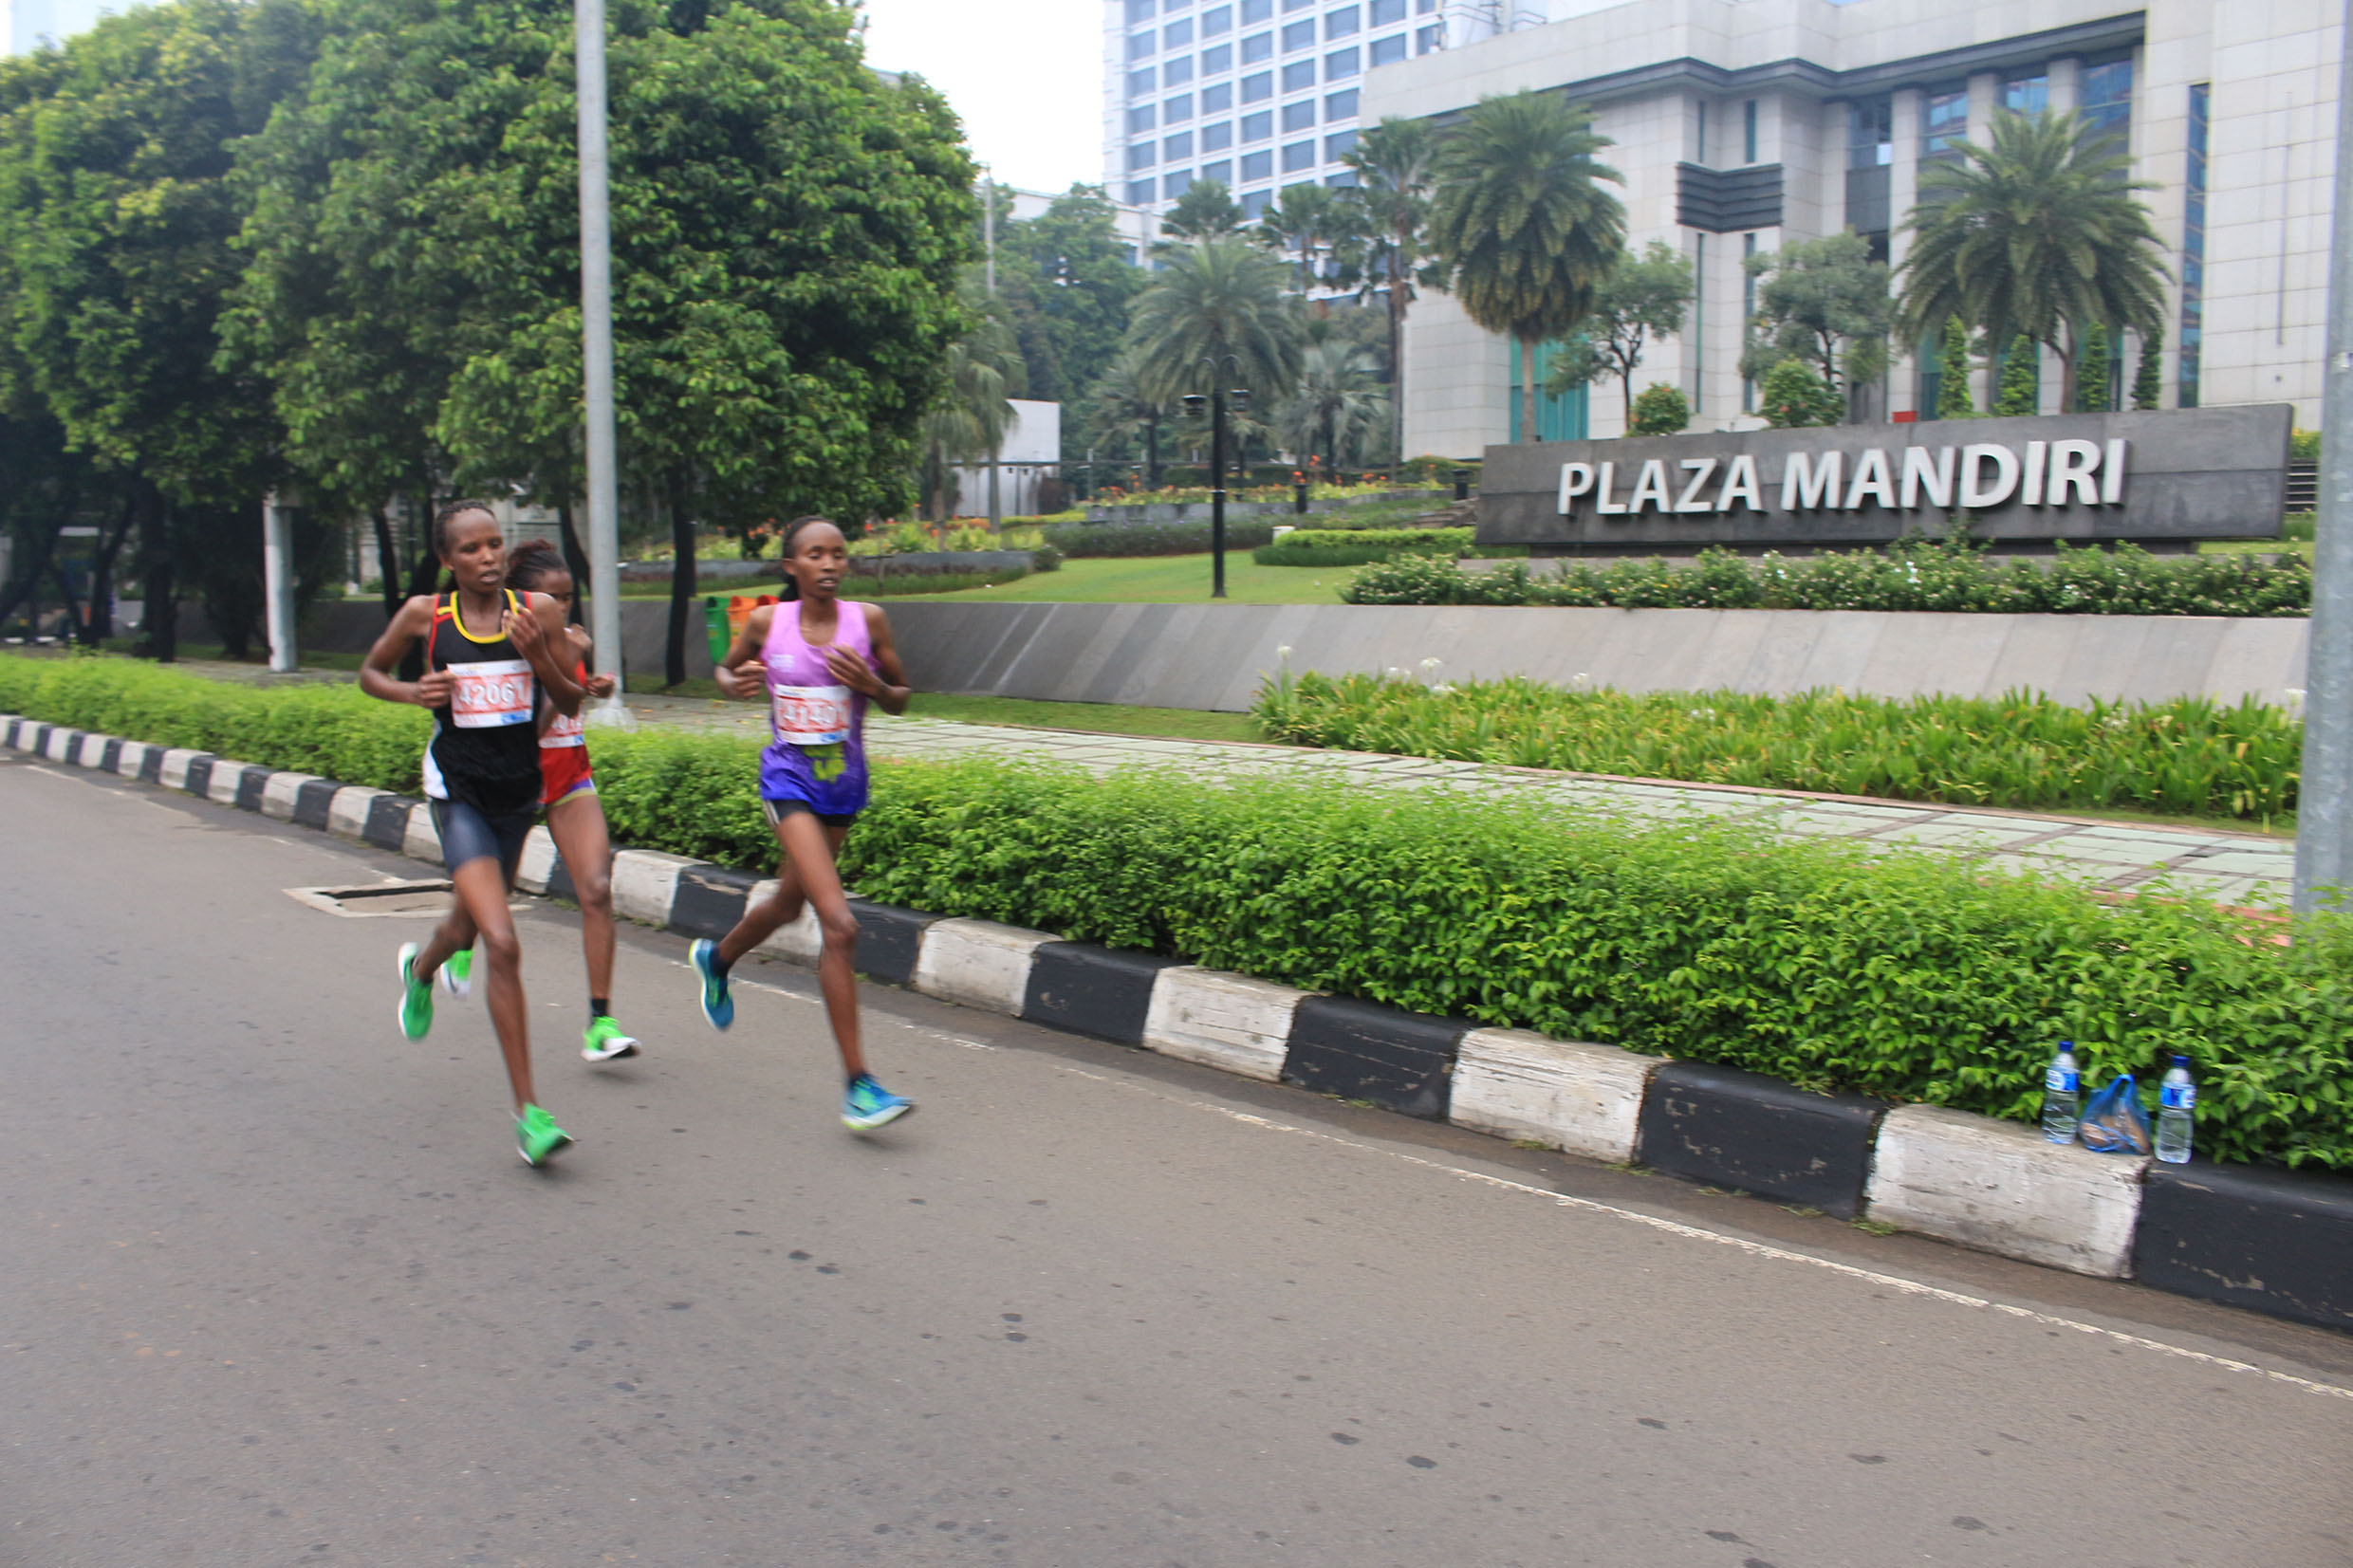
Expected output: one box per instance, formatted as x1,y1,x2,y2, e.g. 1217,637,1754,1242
2079,1074,2153,1154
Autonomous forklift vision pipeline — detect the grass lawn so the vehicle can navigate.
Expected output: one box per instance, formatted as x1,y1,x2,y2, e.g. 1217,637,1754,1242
943,552,1348,604
2197,539,2313,560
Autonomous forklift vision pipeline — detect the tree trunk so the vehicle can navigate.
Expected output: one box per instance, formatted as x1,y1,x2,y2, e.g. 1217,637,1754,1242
0,513,63,634
52,560,84,646
1145,414,1161,488
663,466,694,690
83,495,135,643
1388,249,1408,466
396,490,440,682
1520,335,1539,442
372,506,402,618
1621,370,1635,434
132,480,176,661
557,496,590,625
2055,332,2078,415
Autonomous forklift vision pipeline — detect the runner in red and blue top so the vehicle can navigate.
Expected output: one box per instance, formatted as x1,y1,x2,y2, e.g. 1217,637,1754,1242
359,502,585,1167
689,516,917,1132
505,539,639,1065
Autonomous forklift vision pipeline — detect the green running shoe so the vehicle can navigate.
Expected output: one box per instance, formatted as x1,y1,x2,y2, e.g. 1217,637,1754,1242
438,945,473,1000
690,938,733,1031
582,1015,639,1062
843,1073,913,1132
396,942,434,1041
516,1103,573,1167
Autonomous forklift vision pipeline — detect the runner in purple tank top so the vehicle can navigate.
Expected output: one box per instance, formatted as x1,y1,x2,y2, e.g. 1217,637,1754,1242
689,516,918,1132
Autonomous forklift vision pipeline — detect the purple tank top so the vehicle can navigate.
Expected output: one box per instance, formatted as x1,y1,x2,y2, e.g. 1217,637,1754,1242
754,599,875,816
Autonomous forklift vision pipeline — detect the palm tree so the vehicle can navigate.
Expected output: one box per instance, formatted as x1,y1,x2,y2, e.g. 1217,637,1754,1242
1896,108,2169,411
1081,349,1176,488
1426,91,1626,442
1161,179,1247,241
917,275,1021,518
1343,117,1436,465
1255,183,1351,298
1277,338,1390,473
1124,235,1307,409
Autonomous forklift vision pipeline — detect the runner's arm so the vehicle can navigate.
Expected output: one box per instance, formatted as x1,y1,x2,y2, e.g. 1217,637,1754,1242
510,593,584,717
561,623,615,698
838,603,910,716
713,605,774,701
357,596,450,708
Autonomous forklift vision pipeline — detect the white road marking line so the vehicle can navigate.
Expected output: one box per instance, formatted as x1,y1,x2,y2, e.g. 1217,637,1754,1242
1044,1062,2353,1403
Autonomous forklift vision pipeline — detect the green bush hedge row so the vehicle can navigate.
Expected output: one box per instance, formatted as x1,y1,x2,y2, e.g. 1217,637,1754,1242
1343,541,2313,617
1252,669,2300,821
1253,526,1473,568
9,651,2349,1169
1041,518,1279,558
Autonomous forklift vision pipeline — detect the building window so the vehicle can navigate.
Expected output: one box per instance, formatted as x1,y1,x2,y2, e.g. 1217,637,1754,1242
1742,99,1757,164
1128,141,1158,171
1325,128,1358,160
1282,18,1314,49
1742,231,1757,413
1127,31,1156,61
1282,0,1310,9
1241,0,1270,17
1202,158,1232,185
1326,170,1358,188
1325,87,1358,120
1163,17,1193,46
1849,96,1890,168
1202,43,1232,74
1162,93,1192,123
1369,34,1404,66
1164,130,1195,160
1282,60,1315,91
1416,23,1439,52
1241,189,1273,218
1202,3,1232,33
1128,66,1157,97
1126,0,1155,22
1242,108,1272,140
1417,0,1435,9
1128,178,1157,204
1282,99,1316,131
2180,81,2208,408
1282,138,1317,172
2080,54,2133,153
1921,85,1967,161
1164,55,1195,86
1202,81,1232,111
1128,104,1157,135
1325,4,1358,39
1164,170,1195,199
1202,119,1233,151
1369,0,1404,20
1325,46,1359,78
2003,71,2047,115
1241,148,1274,181
1242,29,1272,62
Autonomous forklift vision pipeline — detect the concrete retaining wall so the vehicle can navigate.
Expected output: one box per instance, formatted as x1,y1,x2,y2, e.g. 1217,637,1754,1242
881,600,2311,712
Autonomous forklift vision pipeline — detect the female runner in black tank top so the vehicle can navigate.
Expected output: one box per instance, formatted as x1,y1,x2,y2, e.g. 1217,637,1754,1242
361,501,585,1167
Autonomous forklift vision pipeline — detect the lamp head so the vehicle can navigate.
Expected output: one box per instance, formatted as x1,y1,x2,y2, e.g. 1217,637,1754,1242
1180,394,1208,417
1227,388,1251,412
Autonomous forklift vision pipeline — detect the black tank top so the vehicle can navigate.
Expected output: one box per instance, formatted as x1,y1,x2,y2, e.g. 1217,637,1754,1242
421,589,543,816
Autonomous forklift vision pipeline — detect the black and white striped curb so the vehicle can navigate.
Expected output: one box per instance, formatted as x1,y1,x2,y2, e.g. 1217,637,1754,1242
9,710,2353,1335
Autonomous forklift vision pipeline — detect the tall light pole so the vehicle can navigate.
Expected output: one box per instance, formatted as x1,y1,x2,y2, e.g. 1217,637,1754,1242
982,170,1002,528
1181,355,1249,600
2296,0,2353,915
576,0,623,714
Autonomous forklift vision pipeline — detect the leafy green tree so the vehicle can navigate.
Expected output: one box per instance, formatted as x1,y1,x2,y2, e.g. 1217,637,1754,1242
1541,239,1692,432
2133,324,2162,410
1628,382,1689,436
1934,315,1976,419
1425,91,1625,443
1736,231,1889,419
1275,339,1388,472
1340,116,1436,463
1897,108,2168,410
917,271,1022,519
1255,182,1353,297
1162,179,1246,240
1758,359,1842,429
1994,336,2039,416
995,184,1146,415
1079,349,1175,488
2075,321,2110,412
1124,235,1306,411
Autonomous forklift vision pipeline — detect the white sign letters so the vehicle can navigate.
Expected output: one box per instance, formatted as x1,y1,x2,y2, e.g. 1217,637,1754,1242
1556,439,2131,519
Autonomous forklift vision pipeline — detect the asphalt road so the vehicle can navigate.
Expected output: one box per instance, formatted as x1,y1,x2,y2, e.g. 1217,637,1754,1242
4,754,2351,1568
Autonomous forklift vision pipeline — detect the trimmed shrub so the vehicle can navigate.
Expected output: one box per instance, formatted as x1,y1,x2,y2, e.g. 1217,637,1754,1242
1252,526,1473,567
1994,335,2038,415
1759,358,1843,428
1935,316,1975,419
1628,382,1691,435
1042,518,1279,557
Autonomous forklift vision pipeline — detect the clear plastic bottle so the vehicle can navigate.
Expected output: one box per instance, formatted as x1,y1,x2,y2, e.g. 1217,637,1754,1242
2157,1056,2196,1165
2041,1041,2082,1144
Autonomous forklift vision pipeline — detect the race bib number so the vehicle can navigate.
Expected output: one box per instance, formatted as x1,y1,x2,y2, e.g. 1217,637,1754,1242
449,659,534,729
542,706,585,748
771,683,852,746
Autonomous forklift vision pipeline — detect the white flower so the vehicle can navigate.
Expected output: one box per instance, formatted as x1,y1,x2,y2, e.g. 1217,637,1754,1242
1420,656,1442,672
1275,644,1293,658
1429,682,1455,696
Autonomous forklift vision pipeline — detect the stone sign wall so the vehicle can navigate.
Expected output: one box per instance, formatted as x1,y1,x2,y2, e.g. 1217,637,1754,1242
1476,405,2293,552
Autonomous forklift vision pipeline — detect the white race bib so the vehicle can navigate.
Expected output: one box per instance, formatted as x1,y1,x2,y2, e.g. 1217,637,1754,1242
541,706,585,748
450,659,534,729
771,683,852,746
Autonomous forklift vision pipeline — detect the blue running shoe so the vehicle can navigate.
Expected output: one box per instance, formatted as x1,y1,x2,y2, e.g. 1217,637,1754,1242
843,1074,913,1132
690,938,733,1031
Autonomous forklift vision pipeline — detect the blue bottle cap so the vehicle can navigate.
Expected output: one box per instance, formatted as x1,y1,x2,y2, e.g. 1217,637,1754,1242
2173,1054,2190,1066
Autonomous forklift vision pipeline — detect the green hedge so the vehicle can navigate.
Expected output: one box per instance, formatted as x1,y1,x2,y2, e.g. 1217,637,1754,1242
1253,526,1473,568
9,651,2351,1169
1344,541,2313,616
1252,670,2299,821
1041,518,1279,558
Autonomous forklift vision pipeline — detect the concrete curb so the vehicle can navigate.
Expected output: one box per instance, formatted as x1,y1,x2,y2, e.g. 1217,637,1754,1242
8,709,2351,1333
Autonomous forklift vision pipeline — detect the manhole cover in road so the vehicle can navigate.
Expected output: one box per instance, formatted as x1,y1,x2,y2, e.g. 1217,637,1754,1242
284,878,518,917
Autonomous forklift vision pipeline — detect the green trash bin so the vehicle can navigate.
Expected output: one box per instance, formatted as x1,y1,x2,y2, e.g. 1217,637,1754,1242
704,596,731,665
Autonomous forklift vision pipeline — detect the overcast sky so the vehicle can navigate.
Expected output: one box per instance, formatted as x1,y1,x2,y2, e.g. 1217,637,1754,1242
859,0,1103,194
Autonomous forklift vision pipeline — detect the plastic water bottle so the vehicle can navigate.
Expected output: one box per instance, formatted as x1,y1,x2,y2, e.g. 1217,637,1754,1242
2041,1041,2082,1144
2157,1056,2196,1165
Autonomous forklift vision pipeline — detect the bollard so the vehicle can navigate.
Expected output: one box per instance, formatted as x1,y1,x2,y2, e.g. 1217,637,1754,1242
1453,467,1472,503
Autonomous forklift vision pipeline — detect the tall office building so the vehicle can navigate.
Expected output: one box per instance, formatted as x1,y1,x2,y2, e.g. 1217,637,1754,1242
1102,0,1543,223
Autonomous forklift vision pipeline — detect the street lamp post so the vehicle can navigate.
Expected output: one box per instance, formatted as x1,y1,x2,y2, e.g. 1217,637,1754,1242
1182,357,1250,600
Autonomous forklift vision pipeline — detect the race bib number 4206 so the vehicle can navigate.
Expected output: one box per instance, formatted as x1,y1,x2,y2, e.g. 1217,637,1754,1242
450,659,535,729
771,683,852,746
